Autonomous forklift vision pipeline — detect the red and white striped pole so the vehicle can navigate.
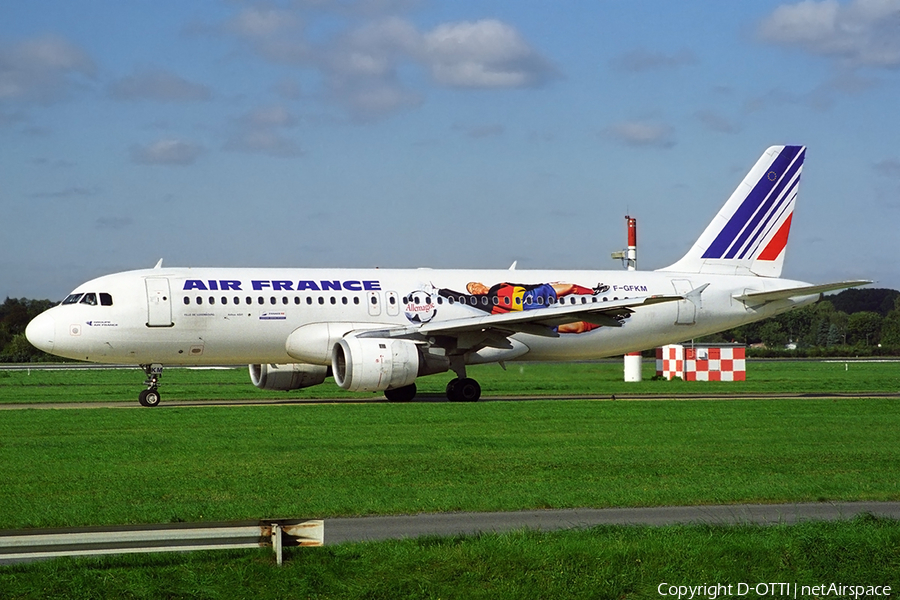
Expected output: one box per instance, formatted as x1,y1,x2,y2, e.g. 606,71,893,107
623,215,642,382
625,215,637,271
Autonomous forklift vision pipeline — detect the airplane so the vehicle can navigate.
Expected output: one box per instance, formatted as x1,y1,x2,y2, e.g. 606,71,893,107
25,145,868,406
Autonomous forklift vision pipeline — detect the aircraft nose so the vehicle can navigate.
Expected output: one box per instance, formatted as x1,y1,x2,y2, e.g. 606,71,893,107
25,312,55,354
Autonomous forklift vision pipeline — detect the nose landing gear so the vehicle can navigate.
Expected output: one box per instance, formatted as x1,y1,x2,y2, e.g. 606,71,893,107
138,364,163,407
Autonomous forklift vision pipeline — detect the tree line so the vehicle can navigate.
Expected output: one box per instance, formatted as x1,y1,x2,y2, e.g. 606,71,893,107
698,287,900,356
3,288,900,362
0,297,55,362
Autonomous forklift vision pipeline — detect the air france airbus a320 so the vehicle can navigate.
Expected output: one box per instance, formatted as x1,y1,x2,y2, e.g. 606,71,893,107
26,146,867,405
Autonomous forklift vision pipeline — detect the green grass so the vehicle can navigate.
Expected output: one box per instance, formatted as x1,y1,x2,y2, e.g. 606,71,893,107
1,359,899,404
1,399,899,530
2,367,899,598
2,516,899,599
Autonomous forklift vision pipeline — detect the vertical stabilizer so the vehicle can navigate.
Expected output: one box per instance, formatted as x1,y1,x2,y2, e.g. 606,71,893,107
659,145,805,278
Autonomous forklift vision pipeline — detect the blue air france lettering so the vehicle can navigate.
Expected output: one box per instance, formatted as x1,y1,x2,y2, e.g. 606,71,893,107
25,145,869,405
183,279,383,292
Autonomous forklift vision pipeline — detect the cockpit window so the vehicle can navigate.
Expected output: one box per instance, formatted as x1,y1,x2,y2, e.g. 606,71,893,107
80,293,98,306
63,293,83,305
100,293,113,306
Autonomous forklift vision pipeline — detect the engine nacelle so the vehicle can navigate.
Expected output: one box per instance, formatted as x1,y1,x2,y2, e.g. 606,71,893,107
249,363,329,391
332,335,420,392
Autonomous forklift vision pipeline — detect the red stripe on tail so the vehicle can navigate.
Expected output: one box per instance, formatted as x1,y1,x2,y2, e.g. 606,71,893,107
758,213,792,261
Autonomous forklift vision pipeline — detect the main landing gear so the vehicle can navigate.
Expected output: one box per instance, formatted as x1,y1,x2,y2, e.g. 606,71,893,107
445,357,481,402
138,364,163,407
446,377,481,402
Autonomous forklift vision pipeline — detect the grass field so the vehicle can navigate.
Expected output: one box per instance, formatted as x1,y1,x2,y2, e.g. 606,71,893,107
1,359,899,404
2,517,899,599
1,397,899,529
1,362,898,597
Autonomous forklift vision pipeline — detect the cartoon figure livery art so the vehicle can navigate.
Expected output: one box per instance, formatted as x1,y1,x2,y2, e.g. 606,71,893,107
432,281,615,334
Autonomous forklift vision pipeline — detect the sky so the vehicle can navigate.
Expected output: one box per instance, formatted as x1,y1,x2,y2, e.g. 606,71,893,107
2,0,899,300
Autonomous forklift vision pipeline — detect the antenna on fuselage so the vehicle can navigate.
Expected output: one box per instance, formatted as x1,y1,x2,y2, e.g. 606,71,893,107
153,259,164,269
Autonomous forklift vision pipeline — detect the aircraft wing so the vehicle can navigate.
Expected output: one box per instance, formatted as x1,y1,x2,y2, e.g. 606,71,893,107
360,294,683,340
733,280,871,304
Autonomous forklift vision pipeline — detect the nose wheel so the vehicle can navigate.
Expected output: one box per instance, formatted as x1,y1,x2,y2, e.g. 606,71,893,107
139,364,163,407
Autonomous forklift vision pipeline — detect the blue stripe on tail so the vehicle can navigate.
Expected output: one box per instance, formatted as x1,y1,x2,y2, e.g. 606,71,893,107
702,146,805,260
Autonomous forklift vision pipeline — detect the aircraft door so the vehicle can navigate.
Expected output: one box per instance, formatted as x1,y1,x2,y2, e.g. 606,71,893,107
146,277,174,327
671,279,696,325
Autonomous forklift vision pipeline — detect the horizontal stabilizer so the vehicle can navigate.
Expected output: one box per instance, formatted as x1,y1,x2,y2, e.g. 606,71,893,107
734,280,870,304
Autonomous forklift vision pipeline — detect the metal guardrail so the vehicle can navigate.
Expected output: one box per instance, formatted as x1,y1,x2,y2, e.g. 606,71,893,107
0,519,323,566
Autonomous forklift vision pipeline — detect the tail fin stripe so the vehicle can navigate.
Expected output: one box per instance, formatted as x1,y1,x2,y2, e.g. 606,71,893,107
757,212,793,261
716,147,804,259
732,172,800,260
737,184,798,260
702,146,804,260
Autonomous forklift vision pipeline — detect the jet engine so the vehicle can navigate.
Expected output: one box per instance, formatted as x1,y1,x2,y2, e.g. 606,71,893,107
331,335,420,392
249,363,329,391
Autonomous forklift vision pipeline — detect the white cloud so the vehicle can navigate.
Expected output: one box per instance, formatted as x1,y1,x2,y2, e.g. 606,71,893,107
0,34,95,104
223,6,310,64
224,105,303,157
423,20,559,88
242,105,297,128
217,7,557,120
695,109,741,134
758,0,900,68
603,121,676,148
108,67,211,102
130,138,204,165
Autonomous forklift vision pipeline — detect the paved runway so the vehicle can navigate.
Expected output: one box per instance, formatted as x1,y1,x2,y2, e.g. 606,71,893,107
325,502,900,544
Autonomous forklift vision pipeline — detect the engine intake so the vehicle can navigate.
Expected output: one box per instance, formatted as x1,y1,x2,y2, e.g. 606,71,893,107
249,363,329,391
332,335,419,392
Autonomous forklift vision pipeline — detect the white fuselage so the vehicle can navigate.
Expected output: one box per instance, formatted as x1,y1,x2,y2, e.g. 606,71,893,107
27,266,818,367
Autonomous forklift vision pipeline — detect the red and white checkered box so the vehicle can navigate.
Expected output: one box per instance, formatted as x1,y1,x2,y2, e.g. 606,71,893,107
655,345,685,380
684,346,746,381
656,345,745,381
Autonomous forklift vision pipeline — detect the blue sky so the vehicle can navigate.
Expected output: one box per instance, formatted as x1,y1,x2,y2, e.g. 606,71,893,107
3,0,899,300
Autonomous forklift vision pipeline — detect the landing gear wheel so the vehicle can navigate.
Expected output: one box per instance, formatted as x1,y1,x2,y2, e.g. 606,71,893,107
138,388,161,407
138,363,163,408
445,379,458,400
447,378,481,402
384,383,417,402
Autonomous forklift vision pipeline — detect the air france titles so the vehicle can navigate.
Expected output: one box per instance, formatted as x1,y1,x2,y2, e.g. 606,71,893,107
182,280,382,292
